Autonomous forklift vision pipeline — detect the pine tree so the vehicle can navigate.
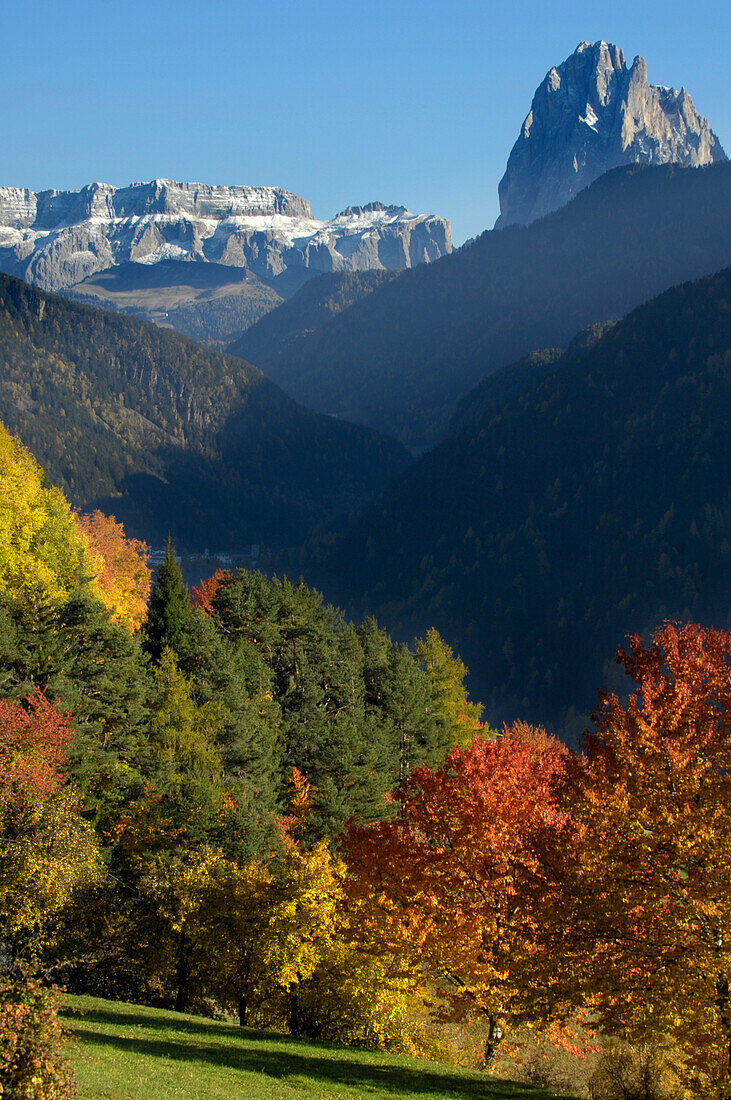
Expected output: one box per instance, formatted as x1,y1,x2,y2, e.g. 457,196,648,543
142,540,194,665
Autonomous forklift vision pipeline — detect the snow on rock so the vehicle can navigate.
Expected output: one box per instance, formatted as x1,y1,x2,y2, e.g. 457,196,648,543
0,179,452,292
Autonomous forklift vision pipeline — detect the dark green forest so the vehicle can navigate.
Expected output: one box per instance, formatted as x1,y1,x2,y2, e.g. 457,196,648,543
0,553,458,1003
237,162,731,447
0,274,409,548
308,269,731,736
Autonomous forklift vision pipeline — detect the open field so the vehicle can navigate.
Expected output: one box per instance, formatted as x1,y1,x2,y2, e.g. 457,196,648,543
62,995,578,1100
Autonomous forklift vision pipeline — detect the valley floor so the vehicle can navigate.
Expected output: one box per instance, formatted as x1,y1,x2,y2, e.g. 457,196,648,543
62,995,577,1100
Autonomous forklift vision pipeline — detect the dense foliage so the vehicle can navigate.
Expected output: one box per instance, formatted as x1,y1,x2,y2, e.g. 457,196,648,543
312,269,731,733
2,409,730,1098
0,980,75,1100
0,272,409,547
239,162,731,446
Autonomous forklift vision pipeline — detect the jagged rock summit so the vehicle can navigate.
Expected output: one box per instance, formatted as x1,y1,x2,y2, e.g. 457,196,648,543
0,179,451,293
496,41,726,228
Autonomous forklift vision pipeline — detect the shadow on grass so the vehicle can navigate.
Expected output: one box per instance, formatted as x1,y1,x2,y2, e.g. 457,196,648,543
62,1004,243,1042
63,1010,577,1100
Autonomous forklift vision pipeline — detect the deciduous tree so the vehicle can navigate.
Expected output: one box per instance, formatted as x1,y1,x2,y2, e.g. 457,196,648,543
347,722,570,1060
560,623,731,1098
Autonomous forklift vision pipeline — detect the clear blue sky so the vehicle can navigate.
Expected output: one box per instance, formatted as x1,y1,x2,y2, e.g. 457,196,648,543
2,0,728,244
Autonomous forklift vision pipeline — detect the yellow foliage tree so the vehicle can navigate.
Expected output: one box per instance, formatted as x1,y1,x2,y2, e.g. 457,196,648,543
0,422,98,603
415,627,489,746
0,694,101,957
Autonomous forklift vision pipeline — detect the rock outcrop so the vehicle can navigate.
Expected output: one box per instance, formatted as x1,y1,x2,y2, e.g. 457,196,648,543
0,179,451,293
496,41,726,228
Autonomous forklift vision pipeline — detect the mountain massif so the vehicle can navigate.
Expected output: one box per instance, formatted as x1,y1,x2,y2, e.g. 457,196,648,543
0,181,451,344
496,40,726,228
231,161,731,448
0,273,409,548
308,269,731,736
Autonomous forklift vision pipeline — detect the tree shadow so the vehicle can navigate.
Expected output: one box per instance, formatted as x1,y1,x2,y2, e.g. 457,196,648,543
65,1011,577,1099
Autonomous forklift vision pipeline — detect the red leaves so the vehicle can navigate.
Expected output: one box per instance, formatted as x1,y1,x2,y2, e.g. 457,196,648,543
346,722,571,1036
0,692,74,814
191,569,228,616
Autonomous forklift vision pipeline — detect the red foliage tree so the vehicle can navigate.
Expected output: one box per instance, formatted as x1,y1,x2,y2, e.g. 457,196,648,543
190,569,228,617
0,692,74,813
346,722,572,1058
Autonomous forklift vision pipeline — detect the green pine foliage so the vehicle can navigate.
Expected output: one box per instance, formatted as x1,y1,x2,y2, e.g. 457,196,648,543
143,542,196,665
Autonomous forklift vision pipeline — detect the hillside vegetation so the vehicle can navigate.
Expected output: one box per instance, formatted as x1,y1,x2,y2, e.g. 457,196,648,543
239,162,731,447
62,995,576,1100
310,268,731,732
0,273,409,548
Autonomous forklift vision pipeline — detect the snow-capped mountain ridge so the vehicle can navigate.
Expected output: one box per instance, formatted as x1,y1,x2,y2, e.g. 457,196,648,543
0,180,451,293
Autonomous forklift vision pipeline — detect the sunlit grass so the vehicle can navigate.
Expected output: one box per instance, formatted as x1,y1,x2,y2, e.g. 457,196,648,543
62,994,579,1100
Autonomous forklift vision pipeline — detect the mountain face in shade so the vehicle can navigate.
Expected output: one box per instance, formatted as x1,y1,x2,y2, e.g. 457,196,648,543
0,180,451,294
496,41,726,228
0,273,410,549
307,268,731,738
233,162,731,449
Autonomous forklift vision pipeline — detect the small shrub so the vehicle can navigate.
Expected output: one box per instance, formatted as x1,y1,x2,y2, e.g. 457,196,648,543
588,1039,688,1100
0,978,75,1099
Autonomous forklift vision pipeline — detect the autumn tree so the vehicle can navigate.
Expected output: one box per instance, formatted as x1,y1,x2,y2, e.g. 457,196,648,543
558,623,731,1099
78,510,151,632
415,627,487,746
0,693,100,959
0,421,98,603
346,722,571,1060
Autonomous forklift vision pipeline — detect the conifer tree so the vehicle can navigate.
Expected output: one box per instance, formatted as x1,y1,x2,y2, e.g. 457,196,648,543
142,540,194,665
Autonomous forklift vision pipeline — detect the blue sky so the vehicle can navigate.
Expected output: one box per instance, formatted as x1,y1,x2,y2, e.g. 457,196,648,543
2,0,728,243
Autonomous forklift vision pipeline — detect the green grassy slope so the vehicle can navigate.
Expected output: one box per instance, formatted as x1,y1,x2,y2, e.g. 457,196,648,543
62,995,577,1100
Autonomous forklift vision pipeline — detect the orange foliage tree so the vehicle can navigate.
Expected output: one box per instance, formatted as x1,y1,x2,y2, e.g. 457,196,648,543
558,623,731,1098
78,510,151,631
346,722,571,1060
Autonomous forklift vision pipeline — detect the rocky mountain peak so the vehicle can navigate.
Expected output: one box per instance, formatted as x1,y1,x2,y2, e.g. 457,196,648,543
496,41,726,228
0,180,451,293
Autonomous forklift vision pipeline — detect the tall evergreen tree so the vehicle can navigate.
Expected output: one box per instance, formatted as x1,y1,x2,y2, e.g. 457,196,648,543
143,540,194,665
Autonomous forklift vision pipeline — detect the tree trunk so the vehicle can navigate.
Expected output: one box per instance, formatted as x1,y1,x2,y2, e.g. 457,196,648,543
174,930,190,1013
288,985,300,1036
484,1015,503,1062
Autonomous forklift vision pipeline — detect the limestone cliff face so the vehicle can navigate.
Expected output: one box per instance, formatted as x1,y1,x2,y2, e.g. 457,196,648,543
0,181,451,292
496,41,726,228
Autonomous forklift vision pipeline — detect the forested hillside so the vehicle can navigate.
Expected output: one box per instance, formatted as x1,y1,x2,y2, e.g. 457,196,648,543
240,162,731,447
309,269,731,733
0,274,409,548
229,269,400,365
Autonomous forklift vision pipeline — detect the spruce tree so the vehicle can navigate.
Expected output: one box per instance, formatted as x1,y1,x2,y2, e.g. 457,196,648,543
142,540,194,665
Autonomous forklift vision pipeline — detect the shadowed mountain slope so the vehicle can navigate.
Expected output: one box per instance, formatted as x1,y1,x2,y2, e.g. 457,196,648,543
236,163,731,449
0,273,410,549
308,269,731,736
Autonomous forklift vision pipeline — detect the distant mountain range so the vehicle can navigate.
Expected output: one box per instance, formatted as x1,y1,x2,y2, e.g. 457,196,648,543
0,273,409,549
496,40,726,227
308,268,731,738
0,181,451,344
231,161,731,448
